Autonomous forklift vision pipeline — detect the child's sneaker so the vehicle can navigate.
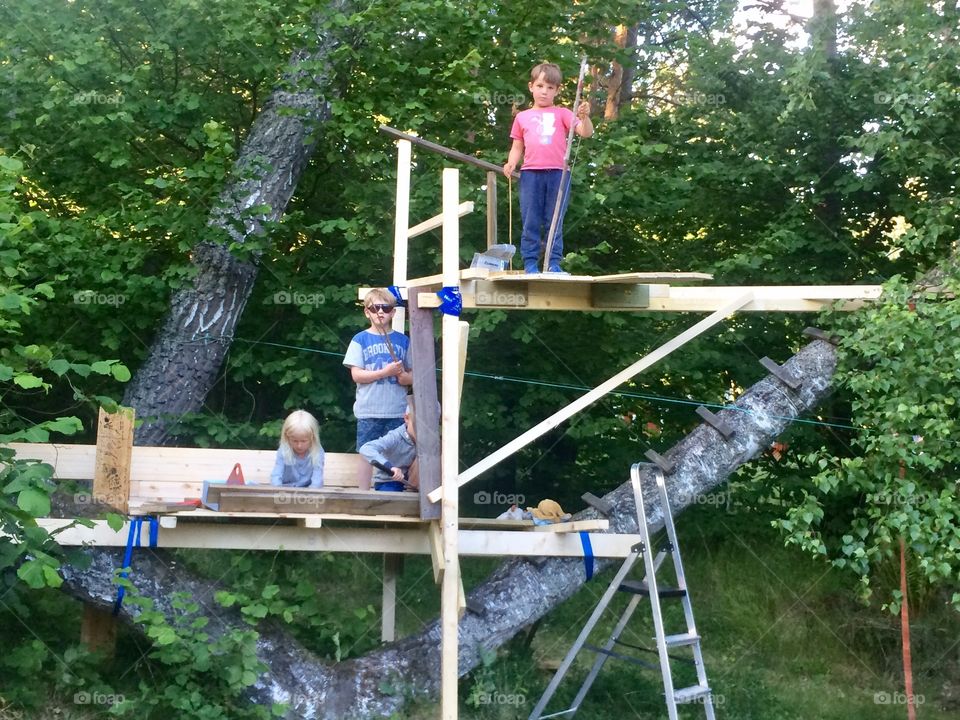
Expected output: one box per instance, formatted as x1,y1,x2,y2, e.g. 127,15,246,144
524,261,539,274
547,263,569,274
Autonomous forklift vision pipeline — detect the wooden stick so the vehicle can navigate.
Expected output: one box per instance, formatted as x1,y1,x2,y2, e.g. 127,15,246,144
428,292,754,503
542,56,589,272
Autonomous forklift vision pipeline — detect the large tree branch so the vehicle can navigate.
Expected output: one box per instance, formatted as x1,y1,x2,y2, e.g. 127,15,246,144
64,337,837,718
122,3,351,445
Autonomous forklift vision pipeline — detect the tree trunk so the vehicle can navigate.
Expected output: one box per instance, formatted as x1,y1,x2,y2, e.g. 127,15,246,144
121,5,349,445
63,337,837,718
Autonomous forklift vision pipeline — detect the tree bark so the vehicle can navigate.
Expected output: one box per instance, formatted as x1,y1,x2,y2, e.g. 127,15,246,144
63,337,837,718
121,4,349,445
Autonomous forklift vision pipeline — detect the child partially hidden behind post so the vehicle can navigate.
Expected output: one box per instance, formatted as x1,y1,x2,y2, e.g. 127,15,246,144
359,402,419,492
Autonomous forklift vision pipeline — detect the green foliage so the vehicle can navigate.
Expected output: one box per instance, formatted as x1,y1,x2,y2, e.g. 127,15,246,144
120,591,273,720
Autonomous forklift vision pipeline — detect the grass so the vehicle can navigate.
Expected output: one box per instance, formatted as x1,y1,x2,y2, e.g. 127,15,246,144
2,506,956,719
396,503,958,719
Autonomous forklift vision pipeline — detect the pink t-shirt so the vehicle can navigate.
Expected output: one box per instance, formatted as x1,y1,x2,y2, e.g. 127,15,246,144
510,107,577,170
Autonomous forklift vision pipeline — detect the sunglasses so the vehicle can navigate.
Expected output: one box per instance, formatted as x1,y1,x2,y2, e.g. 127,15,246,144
366,303,395,313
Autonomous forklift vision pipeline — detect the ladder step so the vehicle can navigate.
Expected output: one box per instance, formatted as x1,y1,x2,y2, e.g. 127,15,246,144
618,580,686,598
673,684,712,704
662,632,700,647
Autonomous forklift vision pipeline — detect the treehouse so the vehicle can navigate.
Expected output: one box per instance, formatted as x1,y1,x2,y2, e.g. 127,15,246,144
6,125,883,719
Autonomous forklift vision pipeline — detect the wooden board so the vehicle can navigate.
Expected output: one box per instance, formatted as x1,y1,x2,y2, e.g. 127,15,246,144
202,483,420,517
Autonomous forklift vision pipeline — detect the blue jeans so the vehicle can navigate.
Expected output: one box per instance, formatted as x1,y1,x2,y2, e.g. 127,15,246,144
519,169,571,268
356,416,404,451
374,480,407,492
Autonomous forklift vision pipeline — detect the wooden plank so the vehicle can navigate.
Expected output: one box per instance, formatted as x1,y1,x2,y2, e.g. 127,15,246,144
440,167,462,720
408,284,442,520
5,443,96,479
485,172,497,248
93,408,134,513
382,553,402,642
414,282,882,313
392,138,412,332
429,292,755,502
80,605,116,657
532,519,610,533
407,202,474,240
379,125,516,178
428,520,444,583
202,484,419,516
41,518,646,557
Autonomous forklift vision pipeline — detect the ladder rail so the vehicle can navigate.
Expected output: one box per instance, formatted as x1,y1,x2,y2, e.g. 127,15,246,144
631,463,680,720
527,548,644,720
653,468,716,719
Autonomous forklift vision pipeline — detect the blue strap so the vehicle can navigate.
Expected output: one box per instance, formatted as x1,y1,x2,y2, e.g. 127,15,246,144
113,516,159,615
437,286,462,316
387,285,406,308
579,531,595,581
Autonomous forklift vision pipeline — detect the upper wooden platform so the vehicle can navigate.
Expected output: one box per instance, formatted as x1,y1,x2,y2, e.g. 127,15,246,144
366,268,883,312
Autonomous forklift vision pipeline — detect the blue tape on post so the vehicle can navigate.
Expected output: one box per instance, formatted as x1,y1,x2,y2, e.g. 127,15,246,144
113,516,160,615
579,531,595,581
387,285,406,308
437,286,462,316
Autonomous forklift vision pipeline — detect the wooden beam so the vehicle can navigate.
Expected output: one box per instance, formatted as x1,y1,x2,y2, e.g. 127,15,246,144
80,605,117,657
440,167,462,720
485,171,497,248
407,202,474,240
93,407,134,513
40,519,646,557
201,484,419,516
379,125,517,178
429,293,755,502
428,520,444,583
392,138,412,331
409,286,441,520
381,554,402,642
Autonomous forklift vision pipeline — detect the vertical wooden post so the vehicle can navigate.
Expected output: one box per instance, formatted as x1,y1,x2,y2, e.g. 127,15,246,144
485,171,497,249
82,407,134,656
457,321,469,403
92,407,134,513
409,287,441,521
393,138,412,332
440,168,462,720
80,605,117,657
381,553,402,642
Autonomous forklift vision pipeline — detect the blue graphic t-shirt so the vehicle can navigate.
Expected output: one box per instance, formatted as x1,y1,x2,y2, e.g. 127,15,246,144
342,329,410,419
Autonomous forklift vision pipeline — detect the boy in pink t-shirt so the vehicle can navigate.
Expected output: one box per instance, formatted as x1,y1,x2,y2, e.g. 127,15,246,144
503,62,593,273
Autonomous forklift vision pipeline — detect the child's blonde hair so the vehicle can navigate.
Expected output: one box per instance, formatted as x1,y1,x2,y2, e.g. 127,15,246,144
529,62,562,86
278,409,322,465
363,287,396,309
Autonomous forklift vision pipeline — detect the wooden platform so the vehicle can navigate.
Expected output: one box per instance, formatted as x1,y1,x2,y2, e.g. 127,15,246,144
202,483,421,516
362,268,883,312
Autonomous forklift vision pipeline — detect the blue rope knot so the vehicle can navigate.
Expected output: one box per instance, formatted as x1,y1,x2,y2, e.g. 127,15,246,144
113,515,159,615
437,286,462,317
387,285,406,308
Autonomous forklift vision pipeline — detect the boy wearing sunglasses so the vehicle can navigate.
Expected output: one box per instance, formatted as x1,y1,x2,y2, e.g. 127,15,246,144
343,288,413,489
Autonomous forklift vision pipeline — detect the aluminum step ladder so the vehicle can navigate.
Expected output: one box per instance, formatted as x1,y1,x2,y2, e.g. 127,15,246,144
528,462,715,720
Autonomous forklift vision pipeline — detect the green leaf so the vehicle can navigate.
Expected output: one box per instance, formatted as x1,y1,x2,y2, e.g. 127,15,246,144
17,488,51,517
13,374,44,389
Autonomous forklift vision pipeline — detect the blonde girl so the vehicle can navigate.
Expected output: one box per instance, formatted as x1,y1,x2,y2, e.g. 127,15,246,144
270,410,324,488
